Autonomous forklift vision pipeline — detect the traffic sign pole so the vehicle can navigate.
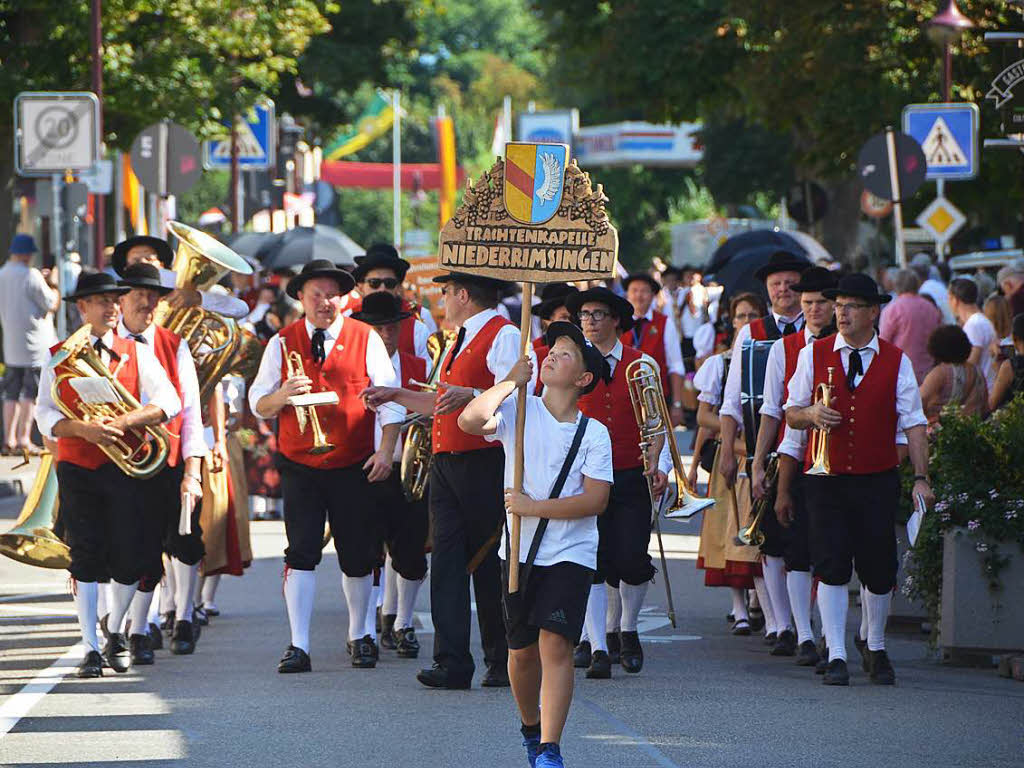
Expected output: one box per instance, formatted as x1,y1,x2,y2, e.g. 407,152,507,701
885,127,907,268
51,173,67,338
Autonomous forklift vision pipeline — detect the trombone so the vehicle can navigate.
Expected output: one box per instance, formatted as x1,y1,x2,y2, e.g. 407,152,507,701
805,366,835,477
280,336,336,455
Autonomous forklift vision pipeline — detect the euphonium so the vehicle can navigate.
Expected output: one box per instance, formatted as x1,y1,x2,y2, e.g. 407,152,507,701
280,336,335,455
625,358,714,519
736,453,779,546
805,365,835,477
50,325,171,479
0,453,70,569
158,221,254,405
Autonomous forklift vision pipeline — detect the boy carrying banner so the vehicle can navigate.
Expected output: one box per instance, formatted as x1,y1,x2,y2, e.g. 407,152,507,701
459,321,612,768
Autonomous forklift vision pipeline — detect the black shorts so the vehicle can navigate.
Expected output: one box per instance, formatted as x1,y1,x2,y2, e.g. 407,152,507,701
2,366,40,401
501,560,593,650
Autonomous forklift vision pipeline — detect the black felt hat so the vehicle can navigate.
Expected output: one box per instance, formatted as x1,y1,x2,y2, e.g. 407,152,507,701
111,236,174,277
790,266,838,294
352,243,411,283
621,273,660,293
544,321,610,395
431,271,508,292
753,250,812,282
822,273,892,304
286,259,356,299
65,271,131,301
349,291,413,326
117,262,174,295
532,283,580,319
565,286,636,333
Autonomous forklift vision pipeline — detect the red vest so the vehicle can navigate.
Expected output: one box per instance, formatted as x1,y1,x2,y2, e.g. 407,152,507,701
348,295,418,357
398,350,426,390
532,337,549,396
579,345,644,470
149,326,184,467
52,334,141,469
432,315,511,454
277,318,375,468
622,310,669,390
775,331,807,449
803,336,901,475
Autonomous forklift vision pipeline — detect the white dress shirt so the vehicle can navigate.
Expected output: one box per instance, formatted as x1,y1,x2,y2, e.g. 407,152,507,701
247,315,404,427
36,328,182,439
343,303,431,364
156,267,248,319
693,352,726,406
760,328,815,421
692,321,717,361
117,320,206,459
632,307,685,377
720,312,805,422
418,305,438,334
601,340,672,475
376,351,411,462
454,308,538,392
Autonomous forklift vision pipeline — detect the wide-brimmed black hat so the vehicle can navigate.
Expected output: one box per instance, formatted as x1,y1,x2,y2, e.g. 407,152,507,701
822,273,891,304
622,273,660,293
532,283,579,319
111,236,174,277
286,258,356,299
117,262,173,295
352,243,411,283
565,286,636,333
65,271,131,301
431,271,508,292
349,291,413,326
544,321,610,395
753,250,811,282
790,266,838,294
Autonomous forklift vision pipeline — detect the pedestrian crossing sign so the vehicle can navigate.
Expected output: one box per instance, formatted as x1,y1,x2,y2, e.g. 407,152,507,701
204,101,276,170
902,103,979,181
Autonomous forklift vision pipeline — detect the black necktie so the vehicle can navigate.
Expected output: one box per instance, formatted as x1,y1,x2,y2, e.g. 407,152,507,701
311,329,326,365
93,338,120,362
444,327,467,374
782,320,798,336
631,318,645,348
847,347,868,391
131,334,147,344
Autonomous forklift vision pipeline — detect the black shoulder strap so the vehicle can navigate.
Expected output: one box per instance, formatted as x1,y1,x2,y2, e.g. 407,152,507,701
760,313,782,340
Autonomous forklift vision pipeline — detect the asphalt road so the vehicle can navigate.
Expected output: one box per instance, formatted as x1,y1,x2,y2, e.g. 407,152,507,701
1,451,1022,768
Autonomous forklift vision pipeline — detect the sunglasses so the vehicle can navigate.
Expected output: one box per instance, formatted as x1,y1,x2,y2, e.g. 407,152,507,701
366,277,400,290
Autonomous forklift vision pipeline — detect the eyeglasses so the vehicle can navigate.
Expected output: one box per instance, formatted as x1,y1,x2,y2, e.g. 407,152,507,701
834,301,872,313
577,309,610,322
366,277,399,290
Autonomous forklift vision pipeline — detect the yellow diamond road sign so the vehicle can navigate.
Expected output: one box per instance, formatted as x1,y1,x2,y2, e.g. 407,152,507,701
916,197,966,245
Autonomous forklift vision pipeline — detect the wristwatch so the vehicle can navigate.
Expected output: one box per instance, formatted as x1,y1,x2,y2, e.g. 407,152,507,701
913,474,930,483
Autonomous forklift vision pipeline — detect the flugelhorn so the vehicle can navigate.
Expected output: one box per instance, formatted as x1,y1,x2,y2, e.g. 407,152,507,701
736,453,779,546
50,326,171,479
805,365,835,476
280,336,336,455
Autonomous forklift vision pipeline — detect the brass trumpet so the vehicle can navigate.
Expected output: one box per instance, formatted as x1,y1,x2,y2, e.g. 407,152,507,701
280,336,335,455
805,366,835,477
736,453,779,546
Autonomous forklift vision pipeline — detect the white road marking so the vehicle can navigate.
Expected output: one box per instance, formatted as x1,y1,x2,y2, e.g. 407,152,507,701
0,644,82,737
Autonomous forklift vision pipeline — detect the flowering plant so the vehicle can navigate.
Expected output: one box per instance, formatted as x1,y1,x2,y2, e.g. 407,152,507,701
904,395,1024,627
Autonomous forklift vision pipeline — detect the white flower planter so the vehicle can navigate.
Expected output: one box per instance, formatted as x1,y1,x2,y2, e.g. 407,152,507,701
892,524,928,624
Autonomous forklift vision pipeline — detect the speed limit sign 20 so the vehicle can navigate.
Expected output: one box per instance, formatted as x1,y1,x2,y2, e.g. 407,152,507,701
14,92,100,176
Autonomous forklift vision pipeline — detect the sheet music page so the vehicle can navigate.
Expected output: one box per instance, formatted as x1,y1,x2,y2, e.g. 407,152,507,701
69,377,120,404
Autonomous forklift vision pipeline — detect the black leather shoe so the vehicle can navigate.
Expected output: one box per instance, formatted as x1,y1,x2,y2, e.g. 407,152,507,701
103,633,131,673
148,622,163,650
481,662,510,687
394,627,420,658
586,650,612,679
380,614,398,650
771,629,798,656
606,631,621,664
129,633,154,665
99,613,111,640
796,640,821,667
868,649,896,685
815,647,829,675
619,630,643,674
732,618,752,636
822,658,850,686
763,631,778,646
169,620,195,655
348,635,377,668
193,606,209,626
854,634,870,672
78,650,103,678
278,645,311,673
160,612,175,632
748,608,765,632
417,663,471,690
573,640,592,668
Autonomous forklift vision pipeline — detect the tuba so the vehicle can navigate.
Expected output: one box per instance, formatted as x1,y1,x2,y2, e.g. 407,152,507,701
0,453,70,569
736,452,779,546
50,325,171,479
158,221,254,405
805,366,835,476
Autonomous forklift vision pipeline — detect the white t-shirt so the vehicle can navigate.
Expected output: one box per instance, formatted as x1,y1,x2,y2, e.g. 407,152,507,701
486,394,612,569
963,312,997,390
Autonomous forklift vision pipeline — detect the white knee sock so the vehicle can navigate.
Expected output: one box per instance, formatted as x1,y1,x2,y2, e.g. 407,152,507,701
396,577,422,630
108,581,138,635
605,584,622,632
127,590,155,637
731,588,749,622
817,583,849,661
173,559,199,622
787,571,815,644
383,556,399,617
753,576,777,635
363,583,380,638
96,581,109,620
864,589,891,652
201,573,221,609
859,584,869,642
619,582,648,633
585,584,608,652
763,556,793,632
284,569,316,653
342,573,373,641
159,574,176,616
147,583,162,625
74,581,100,652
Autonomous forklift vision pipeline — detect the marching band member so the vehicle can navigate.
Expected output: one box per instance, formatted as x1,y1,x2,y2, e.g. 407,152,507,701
718,250,810,645
459,322,612,768
621,273,687,426
566,287,668,678
780,273,932,686
115,263,207,662
362,271,536,690
750,266,836,664
350,292,430,659
35,272,181,677
531,283,578,395
249,259,404,673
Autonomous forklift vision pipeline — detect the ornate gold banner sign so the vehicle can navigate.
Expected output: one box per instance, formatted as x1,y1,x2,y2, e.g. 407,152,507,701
437,142,618,283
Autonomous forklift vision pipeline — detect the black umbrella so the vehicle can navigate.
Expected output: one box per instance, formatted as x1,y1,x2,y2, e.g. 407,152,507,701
255,225,365,270
704,230,808,303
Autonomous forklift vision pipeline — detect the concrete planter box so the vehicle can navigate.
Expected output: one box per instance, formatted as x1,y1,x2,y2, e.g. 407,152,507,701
940,527,1024,657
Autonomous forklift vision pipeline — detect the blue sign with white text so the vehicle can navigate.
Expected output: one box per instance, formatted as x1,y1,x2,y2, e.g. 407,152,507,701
204,102,275,170
901,103,979,181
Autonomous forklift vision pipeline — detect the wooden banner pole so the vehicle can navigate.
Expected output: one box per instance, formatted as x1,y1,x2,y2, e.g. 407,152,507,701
507,281,534,593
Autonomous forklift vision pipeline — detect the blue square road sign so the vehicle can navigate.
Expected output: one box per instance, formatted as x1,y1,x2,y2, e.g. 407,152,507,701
901,103,979,181
204,101,276,170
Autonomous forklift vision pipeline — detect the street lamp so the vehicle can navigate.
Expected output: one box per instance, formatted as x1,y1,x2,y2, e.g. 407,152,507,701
926,0,975,102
